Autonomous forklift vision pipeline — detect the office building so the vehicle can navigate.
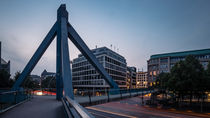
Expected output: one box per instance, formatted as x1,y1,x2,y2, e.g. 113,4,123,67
147,48,210,86
136,71,148,88
72,47,127,91
126,66,136,89
41,69,56,79
30,75,41,82
0,42,10,74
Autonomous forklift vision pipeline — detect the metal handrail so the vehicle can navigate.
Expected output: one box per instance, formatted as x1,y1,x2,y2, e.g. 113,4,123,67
0,91,17,95
0,89,32,113
74,87,153,93
73,88,153,96
62,96,94,118
0,90,31,95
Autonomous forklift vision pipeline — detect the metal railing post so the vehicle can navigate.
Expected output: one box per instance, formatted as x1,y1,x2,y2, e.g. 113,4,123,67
142,92,144,105
107,90,110,102
88,91,92,105
26,90,28,100
120,90,122,99
14,91,17,104
0,102,2,110
137,89,139,96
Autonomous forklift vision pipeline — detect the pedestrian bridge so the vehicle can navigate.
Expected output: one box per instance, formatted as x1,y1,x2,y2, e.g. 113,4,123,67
0,90,152,118
1,4,153,118
1,90,206,118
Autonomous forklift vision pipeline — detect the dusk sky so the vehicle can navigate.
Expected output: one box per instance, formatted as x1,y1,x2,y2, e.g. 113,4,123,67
0,0,210,77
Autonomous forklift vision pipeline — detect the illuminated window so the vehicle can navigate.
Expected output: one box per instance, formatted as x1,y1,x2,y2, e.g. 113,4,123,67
153,71,156,76
150,72,152,75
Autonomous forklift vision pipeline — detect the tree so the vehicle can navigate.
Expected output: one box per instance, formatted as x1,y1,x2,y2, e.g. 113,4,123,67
169,55,205,105
156,72,170,90
206,61,210,91
13,71,40,89
0,69,12,88
41,76,56,88
14,71,21,81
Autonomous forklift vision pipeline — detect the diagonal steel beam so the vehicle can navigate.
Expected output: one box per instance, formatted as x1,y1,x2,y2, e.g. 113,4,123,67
67,23,119,89
12,22,57,90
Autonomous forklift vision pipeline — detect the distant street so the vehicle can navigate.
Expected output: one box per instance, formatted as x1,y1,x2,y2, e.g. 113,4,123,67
86,96,210,118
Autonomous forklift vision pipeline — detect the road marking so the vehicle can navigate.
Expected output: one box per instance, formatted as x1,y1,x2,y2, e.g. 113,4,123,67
99,104,182,118
89,111,111,118
87,107,137,118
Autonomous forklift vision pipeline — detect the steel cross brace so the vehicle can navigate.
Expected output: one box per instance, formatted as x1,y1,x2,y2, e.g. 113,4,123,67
67,23,119,89
12,4,119,100
11,22,57,90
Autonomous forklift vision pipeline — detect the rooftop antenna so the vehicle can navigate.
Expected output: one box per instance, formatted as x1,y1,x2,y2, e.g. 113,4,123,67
110,44,112,50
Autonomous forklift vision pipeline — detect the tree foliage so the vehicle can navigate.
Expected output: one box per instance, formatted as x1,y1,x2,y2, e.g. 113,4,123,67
0,69,13,88
22,76,40,89
154,55,210,105
14,71,21,81
156,72,170,90
206,62,210,90
168,55,205,92
13,71,40,89
41,76,56,88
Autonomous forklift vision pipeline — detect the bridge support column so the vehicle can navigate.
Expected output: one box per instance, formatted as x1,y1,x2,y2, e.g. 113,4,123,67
58,5,74,99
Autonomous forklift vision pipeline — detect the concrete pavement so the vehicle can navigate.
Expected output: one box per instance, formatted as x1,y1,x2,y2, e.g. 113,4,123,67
0,96,65,118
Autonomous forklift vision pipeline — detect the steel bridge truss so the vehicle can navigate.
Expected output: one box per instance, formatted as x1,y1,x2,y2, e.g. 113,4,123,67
12,4,119,100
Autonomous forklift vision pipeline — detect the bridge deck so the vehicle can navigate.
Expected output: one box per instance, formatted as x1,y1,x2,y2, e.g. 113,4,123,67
0,96,65,118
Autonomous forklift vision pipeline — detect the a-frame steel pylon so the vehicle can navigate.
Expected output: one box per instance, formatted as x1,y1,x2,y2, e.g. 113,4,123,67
12,4,119,100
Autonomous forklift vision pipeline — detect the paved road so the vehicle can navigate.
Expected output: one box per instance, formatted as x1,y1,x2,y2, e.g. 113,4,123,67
87,96,208,118
0,96,65,118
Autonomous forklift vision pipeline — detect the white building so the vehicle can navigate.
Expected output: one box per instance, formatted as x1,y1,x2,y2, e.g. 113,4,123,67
72,47,127,91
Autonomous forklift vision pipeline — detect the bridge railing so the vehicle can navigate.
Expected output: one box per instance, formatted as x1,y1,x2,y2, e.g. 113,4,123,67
61,88,153,117
62,96,94,118
0,89,32,113
32,88,154,106
74,88,154,106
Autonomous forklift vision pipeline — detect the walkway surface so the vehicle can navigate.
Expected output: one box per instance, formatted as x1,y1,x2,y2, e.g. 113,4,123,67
86,96,210,118
1,95,210,118
0,96,65,118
